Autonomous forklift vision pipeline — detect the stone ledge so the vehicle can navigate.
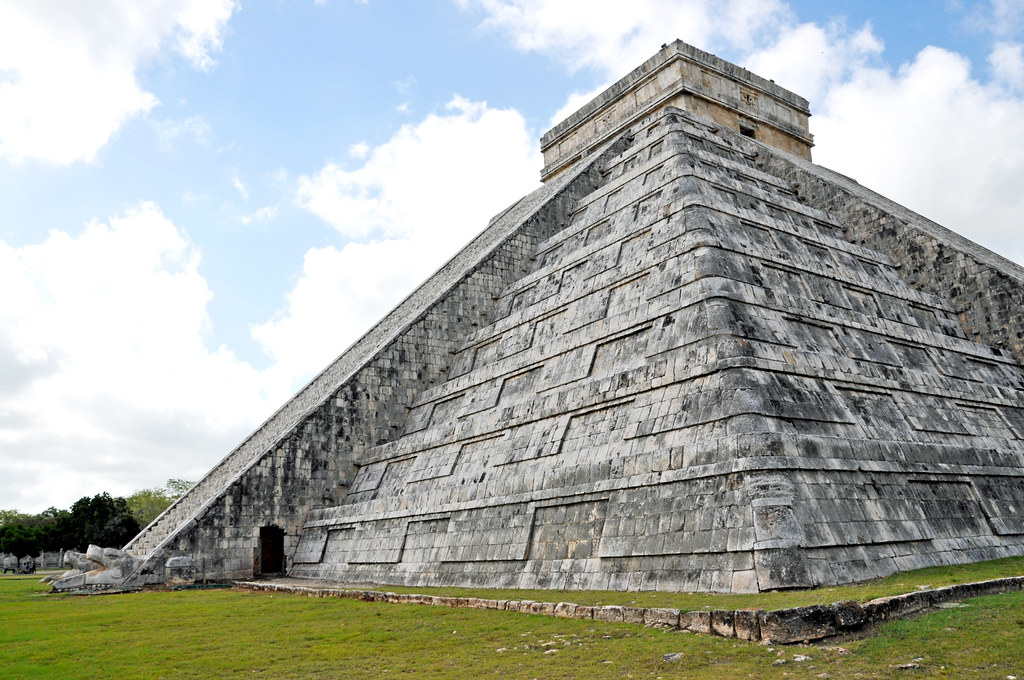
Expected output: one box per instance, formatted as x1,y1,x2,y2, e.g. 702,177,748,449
234,575,1024,645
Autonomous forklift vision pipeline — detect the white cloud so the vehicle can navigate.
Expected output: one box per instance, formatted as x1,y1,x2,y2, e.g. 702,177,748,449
349,141,370,159
295,96,540,240
172,0,236,70
0,0,237,165
0,202,277,511
459,0,791,76
239,205,279,225
744,21,883,104
813,45,1024,266
460,0,880,133
395,75,416,94
232,176,250,200
992,0,1024,35
961,0,1024,39
548,82,610,127
252,240,431,385
154,115,211,150
263,97,542,383
990,41,1024,88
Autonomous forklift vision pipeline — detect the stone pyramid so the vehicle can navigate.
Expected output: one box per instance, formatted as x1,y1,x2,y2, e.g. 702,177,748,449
123,41,1024,593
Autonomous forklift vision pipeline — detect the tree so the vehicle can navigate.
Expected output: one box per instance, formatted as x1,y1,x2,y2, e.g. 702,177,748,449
0,509,34,527
1,492,148,555
165,479,193,497
59,493,140,552
0,508,69,555
126,488,173,528
0,523,38,556
126,479,194,528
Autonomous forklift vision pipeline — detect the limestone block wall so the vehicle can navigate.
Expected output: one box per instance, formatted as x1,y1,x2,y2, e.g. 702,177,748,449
756,153,1024,362
123,135,632,582
291,107,1024,592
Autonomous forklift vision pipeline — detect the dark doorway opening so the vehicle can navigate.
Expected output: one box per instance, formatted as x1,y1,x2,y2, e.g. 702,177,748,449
259,525,285,574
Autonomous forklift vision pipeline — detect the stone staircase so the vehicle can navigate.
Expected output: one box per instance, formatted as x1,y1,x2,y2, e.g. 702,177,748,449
120,142,626,563
124,436,267,556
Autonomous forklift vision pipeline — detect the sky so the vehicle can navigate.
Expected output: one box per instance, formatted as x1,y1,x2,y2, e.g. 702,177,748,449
1,0,1023,514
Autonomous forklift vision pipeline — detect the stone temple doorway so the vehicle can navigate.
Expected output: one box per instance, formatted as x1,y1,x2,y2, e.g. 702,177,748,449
259,525,285,575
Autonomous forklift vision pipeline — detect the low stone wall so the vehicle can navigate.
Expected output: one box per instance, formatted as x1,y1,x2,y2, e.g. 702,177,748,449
236,575,1024,645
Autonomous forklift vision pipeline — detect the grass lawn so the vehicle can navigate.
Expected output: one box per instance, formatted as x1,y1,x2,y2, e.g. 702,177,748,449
0,562,1022,679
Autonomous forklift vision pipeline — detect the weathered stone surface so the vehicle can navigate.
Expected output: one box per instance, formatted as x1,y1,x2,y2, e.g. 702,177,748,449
679,610,712,634
553,602,593,619
36,551,64,569
733,609,762,641
710,610,736,638
164,556,197,585
128,40,1024,594
622,607,647,624
862,592,931,622
51,545,142,591
593,605,625,622
759,605,837,644
832,600,867,630
757,150,1024,363
643,607,681,628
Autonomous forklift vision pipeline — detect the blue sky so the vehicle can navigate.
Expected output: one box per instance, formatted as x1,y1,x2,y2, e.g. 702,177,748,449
2,0,1023,513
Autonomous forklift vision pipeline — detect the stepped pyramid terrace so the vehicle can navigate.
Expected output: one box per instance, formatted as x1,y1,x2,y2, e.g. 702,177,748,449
59,40,1024,593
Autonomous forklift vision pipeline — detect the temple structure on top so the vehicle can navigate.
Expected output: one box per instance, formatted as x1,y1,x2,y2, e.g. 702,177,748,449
539,41,814,182
114,40,1024,593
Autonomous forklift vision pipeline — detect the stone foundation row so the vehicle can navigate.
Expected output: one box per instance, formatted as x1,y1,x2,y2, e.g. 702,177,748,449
235,575,1024,644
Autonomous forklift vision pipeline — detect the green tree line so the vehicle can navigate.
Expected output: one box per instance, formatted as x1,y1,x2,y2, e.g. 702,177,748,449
0,479,192,557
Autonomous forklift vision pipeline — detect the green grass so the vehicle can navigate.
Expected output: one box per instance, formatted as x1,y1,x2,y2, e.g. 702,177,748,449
0,561,1022,679
357,555,1024,611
